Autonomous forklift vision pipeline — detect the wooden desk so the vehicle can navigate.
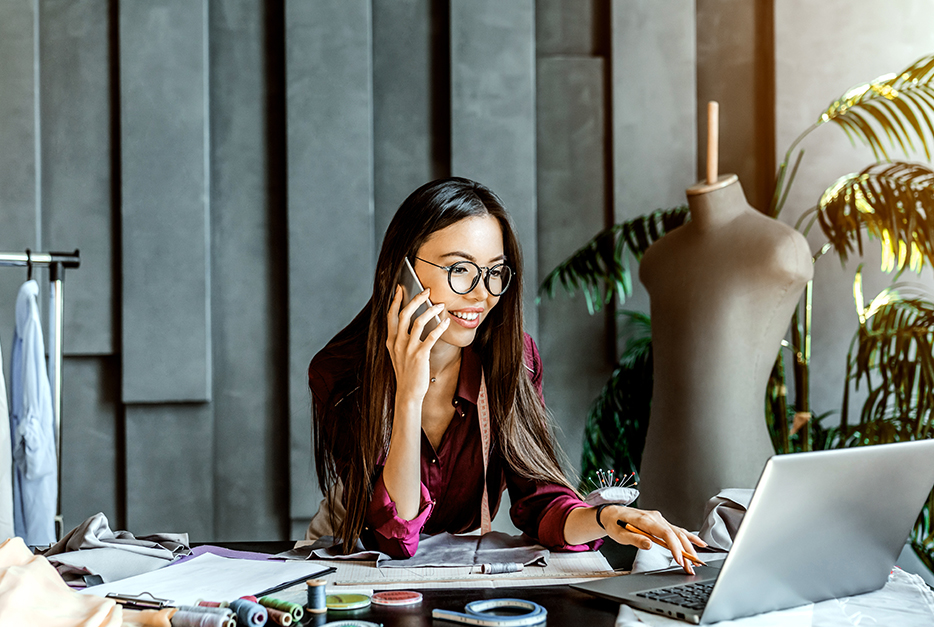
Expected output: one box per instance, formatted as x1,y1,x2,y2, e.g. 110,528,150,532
210,540,637,627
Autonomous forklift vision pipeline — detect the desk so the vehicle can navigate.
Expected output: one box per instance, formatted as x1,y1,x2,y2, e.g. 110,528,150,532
210,541,634,627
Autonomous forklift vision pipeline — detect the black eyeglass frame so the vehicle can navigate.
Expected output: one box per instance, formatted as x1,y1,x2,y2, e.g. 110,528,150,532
414,257,513,296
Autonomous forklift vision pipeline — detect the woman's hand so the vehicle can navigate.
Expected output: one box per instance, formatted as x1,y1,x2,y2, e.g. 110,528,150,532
603,505,706,574
385,285,450,407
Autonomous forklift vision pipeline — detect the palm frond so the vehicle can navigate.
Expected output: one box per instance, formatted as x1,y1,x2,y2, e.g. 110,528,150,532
538,207,689,313
580,312,653,487
815,162,934,272
820,55,934,161
842,284,934,442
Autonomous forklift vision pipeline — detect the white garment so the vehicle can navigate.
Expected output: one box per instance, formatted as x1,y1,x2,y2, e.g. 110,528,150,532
10,280,57,546
0,334,13,540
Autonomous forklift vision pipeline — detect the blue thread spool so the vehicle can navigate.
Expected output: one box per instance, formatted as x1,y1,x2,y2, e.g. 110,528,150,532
306,578,327,614
229,598,268,625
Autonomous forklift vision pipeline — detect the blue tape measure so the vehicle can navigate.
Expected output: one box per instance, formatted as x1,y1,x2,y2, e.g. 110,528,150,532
432,598,547,626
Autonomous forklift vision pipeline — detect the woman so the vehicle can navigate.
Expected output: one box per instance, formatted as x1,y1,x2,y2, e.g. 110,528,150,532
309,177,703,571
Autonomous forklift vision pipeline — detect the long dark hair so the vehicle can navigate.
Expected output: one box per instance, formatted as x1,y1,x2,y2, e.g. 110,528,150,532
312,177,576,551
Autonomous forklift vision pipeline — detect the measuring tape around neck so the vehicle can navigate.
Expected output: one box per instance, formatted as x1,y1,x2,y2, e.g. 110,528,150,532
433,599,547,627
477,372,492,535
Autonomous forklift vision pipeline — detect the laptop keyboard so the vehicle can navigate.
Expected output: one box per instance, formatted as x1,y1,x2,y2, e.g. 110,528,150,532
636,581,715,610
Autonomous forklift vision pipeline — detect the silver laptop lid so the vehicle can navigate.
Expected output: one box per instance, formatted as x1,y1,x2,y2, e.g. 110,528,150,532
701,439,934,623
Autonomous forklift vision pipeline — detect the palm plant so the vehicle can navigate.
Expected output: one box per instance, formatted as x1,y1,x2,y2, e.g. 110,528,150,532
541,54,934,562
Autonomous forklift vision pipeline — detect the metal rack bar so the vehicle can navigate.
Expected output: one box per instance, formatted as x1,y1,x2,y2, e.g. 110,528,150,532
0,249,80,539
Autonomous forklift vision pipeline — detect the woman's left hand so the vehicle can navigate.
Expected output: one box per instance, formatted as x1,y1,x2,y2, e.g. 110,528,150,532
601,505,706,574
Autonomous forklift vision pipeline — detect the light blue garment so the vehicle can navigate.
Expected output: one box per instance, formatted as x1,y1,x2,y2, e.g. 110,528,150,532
10,280,57,546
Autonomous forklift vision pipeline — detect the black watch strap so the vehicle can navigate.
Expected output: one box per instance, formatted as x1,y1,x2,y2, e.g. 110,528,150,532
595,503,614,530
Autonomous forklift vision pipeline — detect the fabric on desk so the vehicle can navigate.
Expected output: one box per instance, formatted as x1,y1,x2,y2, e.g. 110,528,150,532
0,334,14,541
10,279,57,546
697,488,753,552
283,531,549,569
0,536,122,626
42,512,189,584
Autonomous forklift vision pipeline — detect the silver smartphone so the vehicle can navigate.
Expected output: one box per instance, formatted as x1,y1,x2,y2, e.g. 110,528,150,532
399,258,441,340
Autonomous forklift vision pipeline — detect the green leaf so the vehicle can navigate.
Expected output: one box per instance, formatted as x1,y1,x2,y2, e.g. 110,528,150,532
538,207,689,312
815,162,934,273
820,55,934,161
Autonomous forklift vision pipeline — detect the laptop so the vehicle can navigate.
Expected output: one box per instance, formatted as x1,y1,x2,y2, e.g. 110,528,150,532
572,439,934,624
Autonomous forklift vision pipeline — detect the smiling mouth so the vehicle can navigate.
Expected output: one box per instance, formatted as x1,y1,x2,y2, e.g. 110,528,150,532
450,311,481,321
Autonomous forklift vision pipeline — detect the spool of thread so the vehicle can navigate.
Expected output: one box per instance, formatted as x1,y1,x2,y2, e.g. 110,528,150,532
264,607,293,626
176,605,235,620
306,578,327,614
259,596,304,622
229,598,268,626
196,600,230,608
480,562,523,574
170,610,235,627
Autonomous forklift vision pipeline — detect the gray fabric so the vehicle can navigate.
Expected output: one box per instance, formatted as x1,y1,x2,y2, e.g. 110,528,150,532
697,488,753,551
44,547,171,585
40,512,189,584
280,531,548,568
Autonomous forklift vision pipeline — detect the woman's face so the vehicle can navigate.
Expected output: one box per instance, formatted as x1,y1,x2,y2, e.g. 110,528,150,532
412,214,506,349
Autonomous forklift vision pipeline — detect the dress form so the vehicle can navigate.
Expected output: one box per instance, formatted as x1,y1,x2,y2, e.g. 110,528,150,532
635,106,813,528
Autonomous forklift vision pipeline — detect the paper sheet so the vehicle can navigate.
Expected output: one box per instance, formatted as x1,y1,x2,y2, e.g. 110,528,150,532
79,553,332,606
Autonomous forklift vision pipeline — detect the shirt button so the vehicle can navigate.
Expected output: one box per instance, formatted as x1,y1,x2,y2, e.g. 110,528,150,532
431,458,437,464
453,399,459,406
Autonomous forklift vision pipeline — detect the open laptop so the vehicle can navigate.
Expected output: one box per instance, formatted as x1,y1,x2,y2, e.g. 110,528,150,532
572,439,934,624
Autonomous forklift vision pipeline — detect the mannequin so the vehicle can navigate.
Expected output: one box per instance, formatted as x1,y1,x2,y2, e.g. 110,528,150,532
636,106,813,528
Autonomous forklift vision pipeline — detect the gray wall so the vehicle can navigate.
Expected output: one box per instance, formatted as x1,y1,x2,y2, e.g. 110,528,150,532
5,0,921,542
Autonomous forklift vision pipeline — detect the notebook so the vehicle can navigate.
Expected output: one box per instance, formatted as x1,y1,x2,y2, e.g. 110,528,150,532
572,439,934,624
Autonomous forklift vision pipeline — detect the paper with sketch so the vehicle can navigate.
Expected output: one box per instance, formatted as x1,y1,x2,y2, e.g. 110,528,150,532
79,553,331,606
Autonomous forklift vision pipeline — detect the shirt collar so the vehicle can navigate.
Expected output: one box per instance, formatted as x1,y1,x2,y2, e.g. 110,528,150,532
455,343,482,406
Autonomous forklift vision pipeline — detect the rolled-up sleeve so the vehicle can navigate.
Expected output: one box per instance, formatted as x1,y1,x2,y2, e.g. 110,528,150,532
507,473,603,552
365,470,434,558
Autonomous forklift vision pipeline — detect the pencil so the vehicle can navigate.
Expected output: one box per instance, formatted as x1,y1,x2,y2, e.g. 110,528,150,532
620,522,706,566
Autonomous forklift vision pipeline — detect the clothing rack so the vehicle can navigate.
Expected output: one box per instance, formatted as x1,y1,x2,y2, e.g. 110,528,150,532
0,249,80,538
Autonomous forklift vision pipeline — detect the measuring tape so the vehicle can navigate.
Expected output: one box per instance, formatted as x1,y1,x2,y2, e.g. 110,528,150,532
432,599,547,626
477,373,492,534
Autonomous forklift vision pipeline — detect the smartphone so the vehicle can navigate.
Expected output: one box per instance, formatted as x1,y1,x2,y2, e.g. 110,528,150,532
399,258,441,340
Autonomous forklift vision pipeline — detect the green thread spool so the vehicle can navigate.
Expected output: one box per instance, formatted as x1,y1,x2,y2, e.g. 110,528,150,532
260,594,304,621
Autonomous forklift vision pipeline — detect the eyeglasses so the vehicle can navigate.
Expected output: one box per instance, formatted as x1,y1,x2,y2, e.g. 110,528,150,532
415,257,513,296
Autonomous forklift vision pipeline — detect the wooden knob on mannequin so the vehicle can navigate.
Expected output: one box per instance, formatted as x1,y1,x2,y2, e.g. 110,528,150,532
707,101,719,185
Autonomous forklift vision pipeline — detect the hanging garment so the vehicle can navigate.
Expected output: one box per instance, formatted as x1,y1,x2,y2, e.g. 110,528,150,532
10,280,57,546
0,334,13,541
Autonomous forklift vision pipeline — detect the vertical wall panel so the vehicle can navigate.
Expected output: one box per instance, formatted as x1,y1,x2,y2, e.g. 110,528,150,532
286,0,374,533
0,0,39,383
120,0,212,403
40,0,114,356
536,57,610,472
126,405,213,539
209,0,286,540
61,357,120,531
372,0,438,244
612,0,697,218
611,0,696,319
450,0,538,337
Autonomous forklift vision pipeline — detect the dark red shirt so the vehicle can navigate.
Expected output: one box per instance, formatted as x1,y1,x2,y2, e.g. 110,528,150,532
309,332,600,558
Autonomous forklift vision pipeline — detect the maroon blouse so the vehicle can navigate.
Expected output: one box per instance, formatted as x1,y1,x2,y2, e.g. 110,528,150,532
309,332,600,558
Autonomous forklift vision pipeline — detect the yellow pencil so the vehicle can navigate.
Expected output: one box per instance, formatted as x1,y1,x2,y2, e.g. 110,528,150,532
622,522,706,566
